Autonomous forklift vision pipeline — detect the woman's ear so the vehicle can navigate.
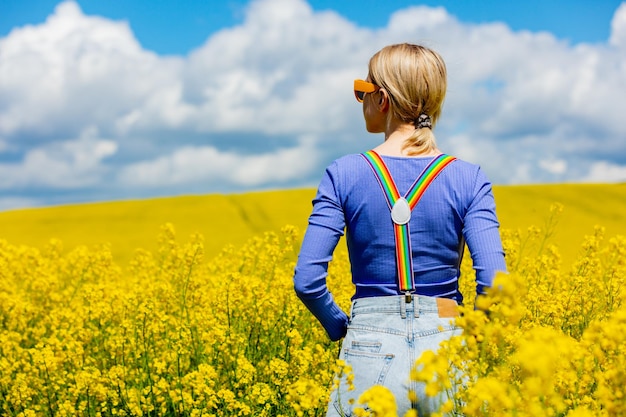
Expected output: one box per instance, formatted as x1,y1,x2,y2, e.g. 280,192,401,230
377,88,390,112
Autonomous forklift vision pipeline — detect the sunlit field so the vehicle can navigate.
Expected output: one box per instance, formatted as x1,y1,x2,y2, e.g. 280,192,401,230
1,184,625,416
1,183,626,266
0,189,318,266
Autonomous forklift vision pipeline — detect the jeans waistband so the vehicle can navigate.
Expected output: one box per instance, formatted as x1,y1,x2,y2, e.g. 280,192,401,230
351,295,459,318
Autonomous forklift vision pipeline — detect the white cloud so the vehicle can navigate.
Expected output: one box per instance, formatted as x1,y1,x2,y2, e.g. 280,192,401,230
0,0,183,138
610,2,626,47
583,161,626,183
118,137,319,188
0,129,117,189
539,158,568,175
0,0,625,209
182,0,369,135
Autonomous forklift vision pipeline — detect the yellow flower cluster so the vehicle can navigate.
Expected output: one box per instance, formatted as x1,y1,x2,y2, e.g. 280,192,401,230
408,204,626,416
353,385,398,417
0,224,352,416
1,203,624,416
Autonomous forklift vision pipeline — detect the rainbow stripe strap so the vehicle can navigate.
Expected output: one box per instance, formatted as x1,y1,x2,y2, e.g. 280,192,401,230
361,150,456,295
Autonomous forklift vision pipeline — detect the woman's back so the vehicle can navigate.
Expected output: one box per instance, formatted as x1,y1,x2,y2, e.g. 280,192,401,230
300,152,505,306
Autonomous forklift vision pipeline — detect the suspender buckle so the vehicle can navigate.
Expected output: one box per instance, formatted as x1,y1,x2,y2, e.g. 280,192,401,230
405,292,413,304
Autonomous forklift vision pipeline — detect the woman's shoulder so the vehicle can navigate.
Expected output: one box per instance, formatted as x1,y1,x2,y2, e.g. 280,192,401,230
326,153,369,171
327,152,485,177
334,152,369,163
445,157,496,193
447,156,481,173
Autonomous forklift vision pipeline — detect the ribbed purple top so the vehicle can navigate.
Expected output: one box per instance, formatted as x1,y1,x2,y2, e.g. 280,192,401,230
293,153,507,340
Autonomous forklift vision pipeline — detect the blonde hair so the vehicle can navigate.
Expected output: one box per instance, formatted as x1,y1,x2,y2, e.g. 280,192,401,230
368,43,447,155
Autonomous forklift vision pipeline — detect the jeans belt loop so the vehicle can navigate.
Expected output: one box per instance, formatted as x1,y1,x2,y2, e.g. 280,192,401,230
400,297,407,319
414,295,419,318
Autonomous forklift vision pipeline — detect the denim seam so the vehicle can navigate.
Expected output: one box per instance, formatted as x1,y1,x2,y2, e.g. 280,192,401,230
347,325,405,336
413,325,458,338
351,308,440,315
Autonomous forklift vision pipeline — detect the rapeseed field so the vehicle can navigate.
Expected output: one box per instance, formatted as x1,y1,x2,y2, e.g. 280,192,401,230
1,185,625,416
1,183,625,266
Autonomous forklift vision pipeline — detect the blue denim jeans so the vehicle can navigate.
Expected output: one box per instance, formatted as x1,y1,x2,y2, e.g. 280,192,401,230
327,295,461,417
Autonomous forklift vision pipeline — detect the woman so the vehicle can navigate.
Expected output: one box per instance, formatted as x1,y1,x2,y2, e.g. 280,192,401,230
293,43,506,416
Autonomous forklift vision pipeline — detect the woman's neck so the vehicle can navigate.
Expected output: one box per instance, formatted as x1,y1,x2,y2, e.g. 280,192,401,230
373,126,440,157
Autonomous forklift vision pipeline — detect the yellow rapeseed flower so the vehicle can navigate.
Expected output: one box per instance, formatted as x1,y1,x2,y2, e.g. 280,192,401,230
1,205,625,416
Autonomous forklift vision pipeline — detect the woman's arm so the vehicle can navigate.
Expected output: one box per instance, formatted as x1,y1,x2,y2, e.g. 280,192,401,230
462,168,507,299
293,164,349,341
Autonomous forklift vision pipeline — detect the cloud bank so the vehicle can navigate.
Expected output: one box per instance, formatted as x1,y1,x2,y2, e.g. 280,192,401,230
1,0,625,210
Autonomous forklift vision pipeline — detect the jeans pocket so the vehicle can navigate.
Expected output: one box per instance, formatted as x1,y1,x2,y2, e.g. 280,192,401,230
344,348,394,387
331,348,395,417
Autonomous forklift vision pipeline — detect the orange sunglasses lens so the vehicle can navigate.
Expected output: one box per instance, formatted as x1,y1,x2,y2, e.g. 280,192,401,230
354,79,378,102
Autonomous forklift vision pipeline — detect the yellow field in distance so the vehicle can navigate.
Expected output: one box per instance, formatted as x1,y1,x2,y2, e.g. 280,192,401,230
1,183,625,266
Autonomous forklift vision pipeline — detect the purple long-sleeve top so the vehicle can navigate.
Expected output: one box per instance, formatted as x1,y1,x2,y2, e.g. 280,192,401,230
293,153,506,341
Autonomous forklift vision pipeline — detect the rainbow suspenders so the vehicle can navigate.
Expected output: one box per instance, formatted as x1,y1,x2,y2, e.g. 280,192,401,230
361,150,457,304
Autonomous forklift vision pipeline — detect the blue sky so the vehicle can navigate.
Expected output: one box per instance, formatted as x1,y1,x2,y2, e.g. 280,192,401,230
1,0,625,210
2,1,622,54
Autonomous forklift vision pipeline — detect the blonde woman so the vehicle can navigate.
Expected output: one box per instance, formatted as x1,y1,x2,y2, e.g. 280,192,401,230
294,43,506,416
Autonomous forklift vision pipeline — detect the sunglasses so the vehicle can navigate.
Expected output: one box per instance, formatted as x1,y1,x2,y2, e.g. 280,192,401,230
354,79,379,103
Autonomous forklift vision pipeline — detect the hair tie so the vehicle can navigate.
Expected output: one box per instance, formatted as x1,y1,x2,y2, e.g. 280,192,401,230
415,113,432,130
